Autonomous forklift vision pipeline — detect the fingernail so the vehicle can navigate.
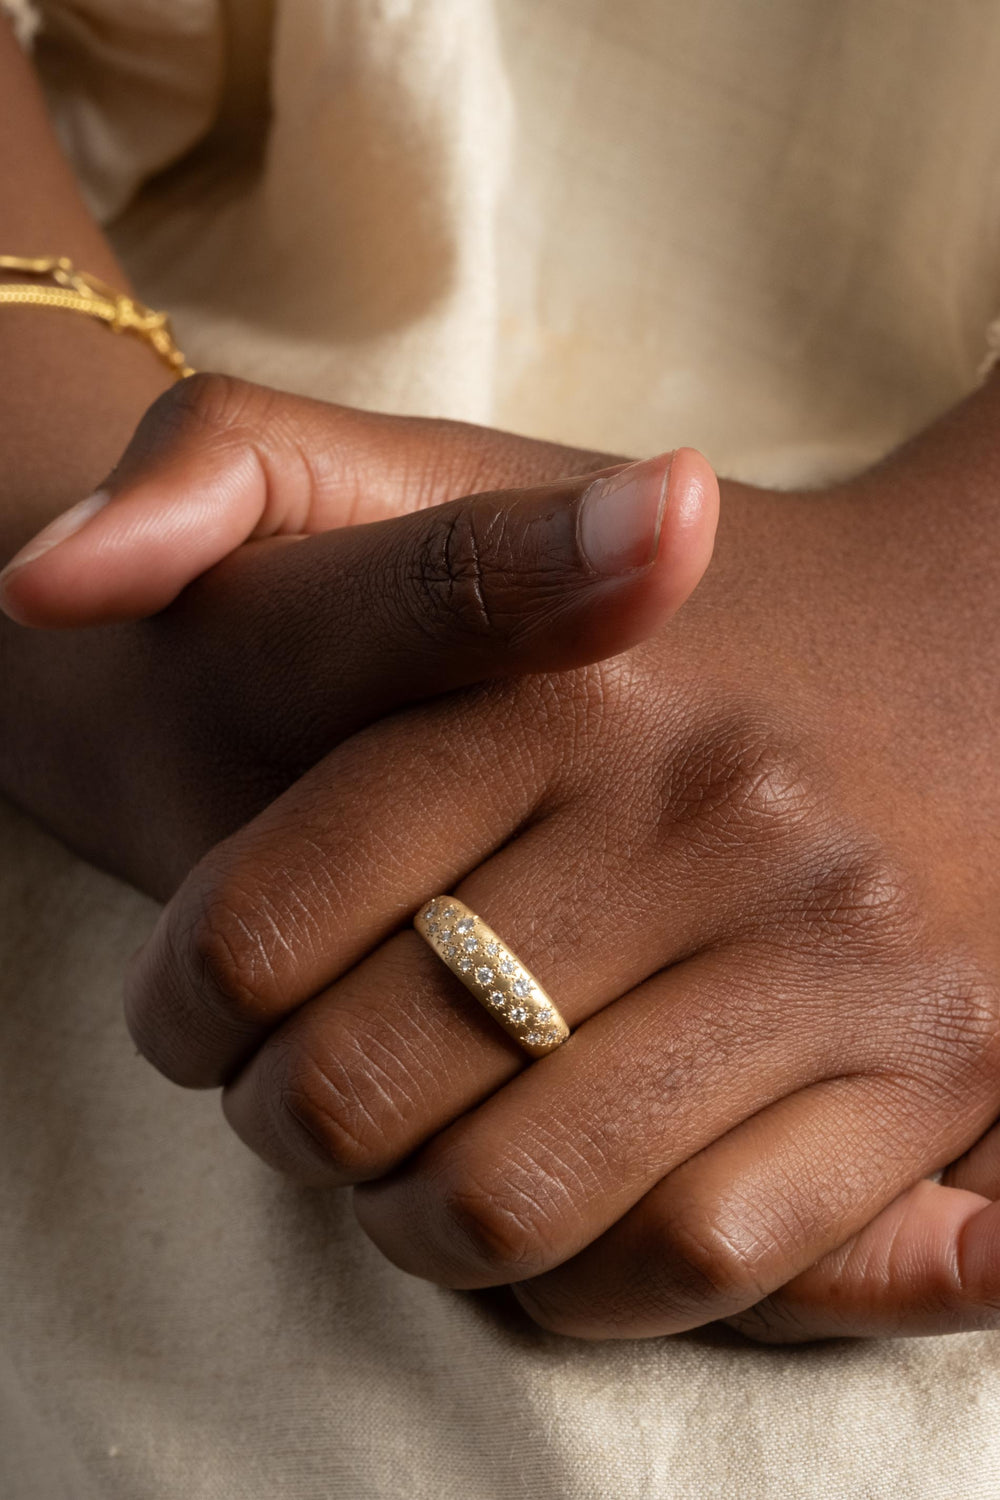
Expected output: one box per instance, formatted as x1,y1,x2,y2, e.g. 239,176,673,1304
0,489,111,586
577,454,673,575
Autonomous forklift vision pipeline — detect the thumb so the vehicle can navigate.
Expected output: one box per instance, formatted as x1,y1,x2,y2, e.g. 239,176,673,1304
0,373,622,629
724,1177,1000,1342
1,374,339,628
154,447,719,764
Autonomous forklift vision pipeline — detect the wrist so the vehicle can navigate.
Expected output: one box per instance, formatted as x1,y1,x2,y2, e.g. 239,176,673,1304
0,323,172,561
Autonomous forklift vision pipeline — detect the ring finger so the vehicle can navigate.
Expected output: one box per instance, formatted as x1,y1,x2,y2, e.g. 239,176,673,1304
219,786,751,1184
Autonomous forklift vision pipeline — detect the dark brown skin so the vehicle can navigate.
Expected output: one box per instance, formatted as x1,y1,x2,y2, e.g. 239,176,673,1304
3,15,1000,1343
0,376,720,892
104,377,999,1344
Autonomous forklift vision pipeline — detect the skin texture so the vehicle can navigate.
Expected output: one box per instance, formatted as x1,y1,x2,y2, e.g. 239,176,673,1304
0,378,717,894
8,373,998,1344
3,14,1000,1345
0,20,172,559
0,14,723,900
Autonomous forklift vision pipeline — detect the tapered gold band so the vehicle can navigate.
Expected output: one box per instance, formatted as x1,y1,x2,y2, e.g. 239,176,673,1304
415,897,570,1058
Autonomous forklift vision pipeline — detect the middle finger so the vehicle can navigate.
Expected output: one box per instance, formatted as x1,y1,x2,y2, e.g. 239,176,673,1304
219,786,747,1183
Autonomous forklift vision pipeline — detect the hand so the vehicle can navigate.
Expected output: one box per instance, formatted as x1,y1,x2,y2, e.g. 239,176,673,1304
123,374,1000,1342
0,375,717,896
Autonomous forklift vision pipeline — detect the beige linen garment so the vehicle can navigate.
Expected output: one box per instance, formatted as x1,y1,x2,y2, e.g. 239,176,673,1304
3,2,1000,1497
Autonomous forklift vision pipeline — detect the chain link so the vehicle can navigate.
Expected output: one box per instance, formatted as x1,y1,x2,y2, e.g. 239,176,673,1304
0,255,194,379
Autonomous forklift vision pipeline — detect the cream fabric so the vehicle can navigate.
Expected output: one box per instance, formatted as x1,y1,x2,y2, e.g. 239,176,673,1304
4,2,1000,1496
32,0,223,220
113,0,1000,486
0,0,38,46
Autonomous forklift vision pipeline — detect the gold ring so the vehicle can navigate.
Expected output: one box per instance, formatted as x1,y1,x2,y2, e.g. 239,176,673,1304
415,897,571,1057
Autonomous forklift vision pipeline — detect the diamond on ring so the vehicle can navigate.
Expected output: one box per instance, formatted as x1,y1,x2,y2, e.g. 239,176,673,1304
414,897,571,1059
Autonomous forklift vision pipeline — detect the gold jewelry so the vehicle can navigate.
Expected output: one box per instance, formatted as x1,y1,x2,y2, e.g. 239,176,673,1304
415,897,571,1058
0,255,194,379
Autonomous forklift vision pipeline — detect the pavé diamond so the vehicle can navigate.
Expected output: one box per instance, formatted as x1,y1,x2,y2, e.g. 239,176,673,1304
444,944,457,959
439,927,452,942
509,1006,527,1023
484,941,500,958
526,1031,541,1046
457,957,472,972
475,967,494,985
462,937,477,952
536,1007,551,1023
488,990,505,1008
500,958,517,977
456,916,475,934
512,977,532,999
426,921,438,936
441,906,456,920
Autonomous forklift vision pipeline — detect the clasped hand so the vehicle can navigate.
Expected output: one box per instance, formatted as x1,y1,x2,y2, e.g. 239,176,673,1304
4,374,1000,1344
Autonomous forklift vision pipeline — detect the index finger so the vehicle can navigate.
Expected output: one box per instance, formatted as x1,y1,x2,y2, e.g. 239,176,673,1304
123,683,546,1088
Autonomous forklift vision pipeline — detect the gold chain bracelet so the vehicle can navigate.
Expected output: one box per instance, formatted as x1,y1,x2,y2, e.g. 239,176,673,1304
0,255,194,379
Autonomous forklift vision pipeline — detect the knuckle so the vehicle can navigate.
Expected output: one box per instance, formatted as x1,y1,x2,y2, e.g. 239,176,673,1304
896,955,1000,1084
654,1205,772,1319
792,844,1000,1085
406,500,510,642
149,863,285,1083
187,878,273,1024
273,1033,401,1184
130,372,260,461
795,842,921,957
433,1153,552,1283
123,861,275,1089
440,1187,539,1283
158,370,254,431
660,709,820,853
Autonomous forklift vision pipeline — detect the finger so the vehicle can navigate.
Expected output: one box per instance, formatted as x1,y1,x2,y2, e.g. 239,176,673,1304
723,1180,1000,1342
126,646,732,1092
218,787,758,1184
939,1120,1000,1197
505,1069,995,1339
32,442,716,806
123,684,545,1088
126,648,794,1107
346,950,878,1291
349,928,999,1301
173,442,717,766
714,1120,1000,1342
0,419,717,733
0,373,627,626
